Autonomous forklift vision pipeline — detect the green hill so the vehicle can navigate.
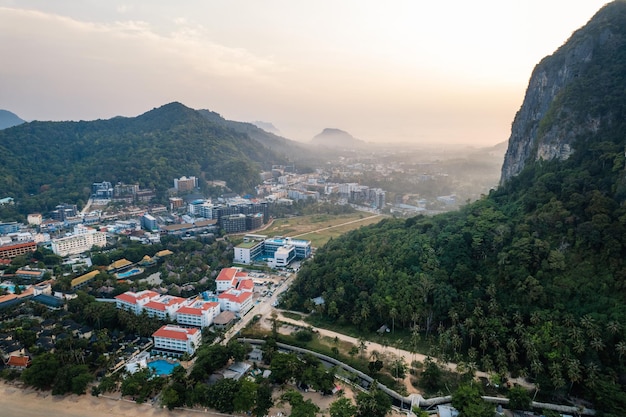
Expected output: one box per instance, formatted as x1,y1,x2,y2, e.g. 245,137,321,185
283,2,626,413
0,102,290,214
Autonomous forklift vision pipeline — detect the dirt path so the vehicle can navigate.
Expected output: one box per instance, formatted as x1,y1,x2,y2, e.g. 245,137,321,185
272,311,535,391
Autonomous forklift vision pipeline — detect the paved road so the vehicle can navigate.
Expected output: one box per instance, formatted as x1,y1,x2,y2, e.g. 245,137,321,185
221,273,295,344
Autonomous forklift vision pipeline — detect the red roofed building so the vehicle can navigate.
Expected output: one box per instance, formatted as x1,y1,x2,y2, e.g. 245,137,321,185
218,289,253,317
152,325,201,356
6,355,31,369
215,267,241,292
143,295,186,320
176,299,220,328
114,290,160,314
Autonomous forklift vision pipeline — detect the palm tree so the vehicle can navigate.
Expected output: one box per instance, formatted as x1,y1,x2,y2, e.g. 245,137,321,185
390,307,398,334
358,337,367,359
615,340,626,361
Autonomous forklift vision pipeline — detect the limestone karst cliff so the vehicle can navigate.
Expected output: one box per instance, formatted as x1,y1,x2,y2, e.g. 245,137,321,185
500,0,626,184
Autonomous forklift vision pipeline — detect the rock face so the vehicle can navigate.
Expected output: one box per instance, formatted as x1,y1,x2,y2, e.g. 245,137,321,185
500,1,626,184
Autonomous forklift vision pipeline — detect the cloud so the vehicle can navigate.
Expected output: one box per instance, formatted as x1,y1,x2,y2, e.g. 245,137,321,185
0,7,284,119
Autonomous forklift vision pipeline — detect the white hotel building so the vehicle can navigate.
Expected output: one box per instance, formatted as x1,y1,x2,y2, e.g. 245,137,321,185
176,300,220,328
152,325,201,356
51,225,107,256
114,291,221,328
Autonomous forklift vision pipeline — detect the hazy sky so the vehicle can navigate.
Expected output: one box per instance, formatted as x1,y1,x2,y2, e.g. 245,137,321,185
0,1,609,145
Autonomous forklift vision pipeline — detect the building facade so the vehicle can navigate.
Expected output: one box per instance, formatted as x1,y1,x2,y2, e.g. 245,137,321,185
152,325,201,356
50,226,107,257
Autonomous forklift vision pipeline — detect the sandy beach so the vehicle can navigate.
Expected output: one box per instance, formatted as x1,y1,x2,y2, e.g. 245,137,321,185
0,380,218,417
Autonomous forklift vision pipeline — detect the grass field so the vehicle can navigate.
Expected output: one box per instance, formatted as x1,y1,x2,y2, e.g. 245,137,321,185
263,212,384,248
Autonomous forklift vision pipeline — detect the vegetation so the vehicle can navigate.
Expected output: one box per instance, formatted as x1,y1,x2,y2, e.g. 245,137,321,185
0,102,289,215
280,6,626,412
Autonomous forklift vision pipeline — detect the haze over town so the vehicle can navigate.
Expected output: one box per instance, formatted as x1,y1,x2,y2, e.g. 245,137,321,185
0,0,608,145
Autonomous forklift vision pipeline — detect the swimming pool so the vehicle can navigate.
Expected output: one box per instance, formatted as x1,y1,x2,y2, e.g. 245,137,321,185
0,283,26,294
148,359,178,376
116,268,143,278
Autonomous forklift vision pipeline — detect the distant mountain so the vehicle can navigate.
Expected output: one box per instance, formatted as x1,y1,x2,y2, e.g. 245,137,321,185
195,109,309,161
310,128,365,149
0,110,25,129
251,121,281,135
0,102,291,214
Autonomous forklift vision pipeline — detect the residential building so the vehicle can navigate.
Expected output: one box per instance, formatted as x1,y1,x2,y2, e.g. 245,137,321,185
220,213,247,233
176,299,220,328
0,222,20,235
218,290,253,317
215,267,254,317
152,325,201,356
215,267,248,292
114,290,161,314
0,241,37,260
143,295,186,320
92,181,113,198
27,214,42,226
50,225,107,256
174,176,198,192
141,213,158,232
50,204,78,221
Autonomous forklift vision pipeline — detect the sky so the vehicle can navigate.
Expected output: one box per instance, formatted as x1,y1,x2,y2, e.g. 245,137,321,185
0,1,610,146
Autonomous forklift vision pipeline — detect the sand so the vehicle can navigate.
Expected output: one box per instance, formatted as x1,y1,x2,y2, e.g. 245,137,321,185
0,380,228,417
0,379,409,417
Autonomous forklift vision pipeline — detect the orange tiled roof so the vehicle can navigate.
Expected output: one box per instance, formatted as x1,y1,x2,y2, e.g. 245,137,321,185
216,267,239,281
7,355,30,367
153,325,198,340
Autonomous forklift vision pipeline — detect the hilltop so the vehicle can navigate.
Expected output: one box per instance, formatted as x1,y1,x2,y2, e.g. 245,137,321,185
0,102,297,214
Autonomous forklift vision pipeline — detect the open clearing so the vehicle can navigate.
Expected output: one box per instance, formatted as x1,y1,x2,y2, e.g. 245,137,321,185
262,213,384,247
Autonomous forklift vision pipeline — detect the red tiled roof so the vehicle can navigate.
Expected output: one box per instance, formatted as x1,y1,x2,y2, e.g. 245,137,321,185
153,325,199,340
144,301,166,311
115,293,139,304
7,355,30,367
235,271,248,278
219,290,252,304
216,267,239,281
237,279,254,291
176,306,202,316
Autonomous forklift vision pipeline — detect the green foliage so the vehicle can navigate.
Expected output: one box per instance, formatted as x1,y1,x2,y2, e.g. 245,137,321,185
330,397,357,417
22,353,60,389
281,390,320,417
507,386,532,411
355,384,392,417
451,383,493,417
0,102,290,214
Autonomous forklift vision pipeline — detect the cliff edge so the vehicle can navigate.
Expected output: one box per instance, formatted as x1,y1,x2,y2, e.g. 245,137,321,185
501,1,626,184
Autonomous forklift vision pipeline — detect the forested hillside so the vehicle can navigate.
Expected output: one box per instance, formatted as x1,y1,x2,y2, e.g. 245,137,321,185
0,102,290,215
283,2,626,414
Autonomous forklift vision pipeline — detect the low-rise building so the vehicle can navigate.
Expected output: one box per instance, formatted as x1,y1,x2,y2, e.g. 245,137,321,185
114,290,161,314
176,299,220,328
143,295,186,320
152,325,201,356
